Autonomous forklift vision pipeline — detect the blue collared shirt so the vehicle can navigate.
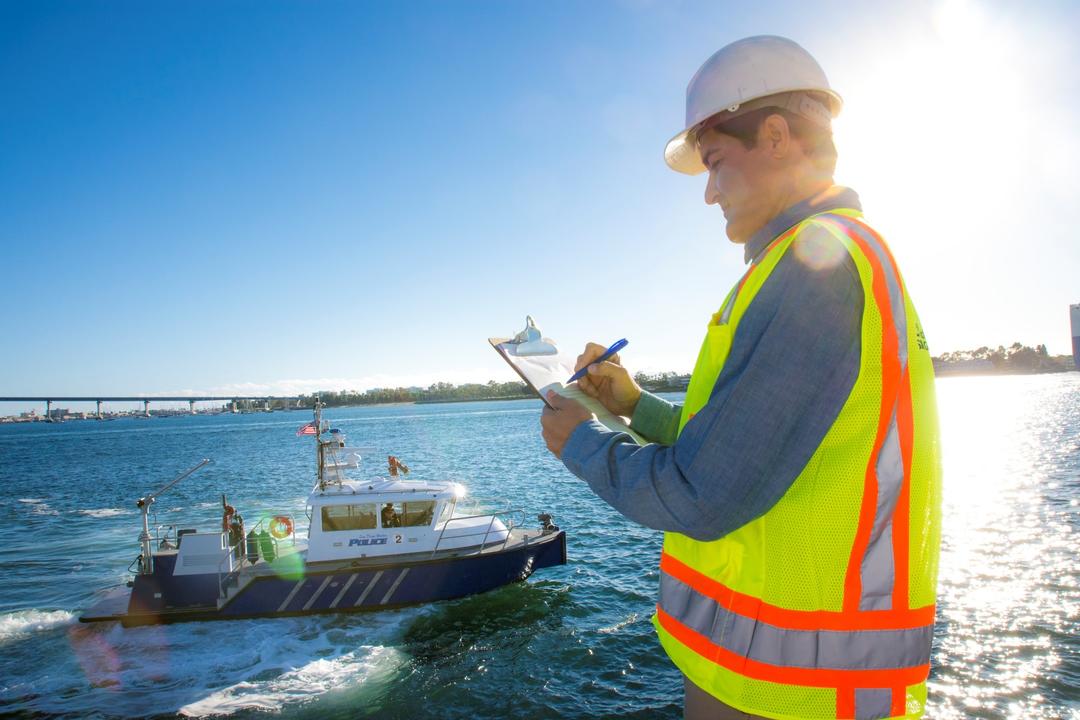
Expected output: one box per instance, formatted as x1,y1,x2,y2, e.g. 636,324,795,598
560,187,865,541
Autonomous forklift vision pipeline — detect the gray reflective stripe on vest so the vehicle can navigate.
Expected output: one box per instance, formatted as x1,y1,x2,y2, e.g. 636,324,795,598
814,214,910,612
860,407,901,611
659,565,932,671
855,688,894,720
718,285,739,325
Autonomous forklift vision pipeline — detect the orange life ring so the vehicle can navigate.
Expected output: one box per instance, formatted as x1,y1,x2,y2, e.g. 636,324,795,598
269,515,293,539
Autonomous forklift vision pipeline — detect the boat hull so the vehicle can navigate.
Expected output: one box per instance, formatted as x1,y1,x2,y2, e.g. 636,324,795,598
81,530,566,626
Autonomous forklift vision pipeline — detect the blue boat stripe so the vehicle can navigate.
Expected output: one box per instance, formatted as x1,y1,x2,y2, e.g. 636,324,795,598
380,568,409,605
658,572,933,670
302,576,333,611
354,570,383,606
276,579,306,613
330,574,358,609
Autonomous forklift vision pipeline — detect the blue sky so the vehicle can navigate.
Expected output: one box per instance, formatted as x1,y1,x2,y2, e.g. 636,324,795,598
2,0,1078,409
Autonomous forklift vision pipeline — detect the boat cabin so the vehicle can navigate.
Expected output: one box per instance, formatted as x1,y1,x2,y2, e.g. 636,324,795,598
306,477,509,562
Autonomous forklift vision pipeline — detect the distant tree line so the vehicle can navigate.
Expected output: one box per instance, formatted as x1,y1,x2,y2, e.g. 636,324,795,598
297,342,1073,408
299,373,700,408
634,372,692,392
933,343,1073,375
300,380,532,407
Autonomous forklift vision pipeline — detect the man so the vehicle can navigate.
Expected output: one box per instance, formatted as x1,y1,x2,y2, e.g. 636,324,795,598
540,36,942,720
381,502,399,528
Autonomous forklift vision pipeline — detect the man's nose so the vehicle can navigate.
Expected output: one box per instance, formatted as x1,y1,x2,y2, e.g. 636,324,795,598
704,170,721,205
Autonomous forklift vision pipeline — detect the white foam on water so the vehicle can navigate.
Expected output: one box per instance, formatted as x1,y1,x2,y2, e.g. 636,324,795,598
75,508,132,518
0,609,76,643
17,497,60,515
597,612,639,634
54,610,422,718
178,644,405,717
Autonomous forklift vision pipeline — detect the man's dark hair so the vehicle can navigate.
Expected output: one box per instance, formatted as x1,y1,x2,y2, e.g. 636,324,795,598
713,102,837,175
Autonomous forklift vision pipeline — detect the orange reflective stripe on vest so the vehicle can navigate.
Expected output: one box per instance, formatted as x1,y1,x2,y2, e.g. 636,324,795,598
818,215,911,616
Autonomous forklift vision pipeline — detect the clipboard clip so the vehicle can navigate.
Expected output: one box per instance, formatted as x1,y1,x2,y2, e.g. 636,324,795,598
510,315,558,356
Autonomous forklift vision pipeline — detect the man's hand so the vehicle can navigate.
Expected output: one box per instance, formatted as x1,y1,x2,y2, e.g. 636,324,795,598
574,342,642,417
540,391,595,459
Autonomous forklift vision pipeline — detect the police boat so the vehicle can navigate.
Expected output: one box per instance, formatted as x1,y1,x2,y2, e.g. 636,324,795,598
80,405,567,627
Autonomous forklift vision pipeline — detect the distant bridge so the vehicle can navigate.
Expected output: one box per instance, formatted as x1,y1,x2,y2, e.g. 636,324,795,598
0,396,302,419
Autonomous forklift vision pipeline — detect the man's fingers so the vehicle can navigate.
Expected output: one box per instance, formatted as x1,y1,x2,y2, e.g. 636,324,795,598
545,390,568,409
575,342,618,373
546,389,587,414
587,360,625,379
576,375,600,398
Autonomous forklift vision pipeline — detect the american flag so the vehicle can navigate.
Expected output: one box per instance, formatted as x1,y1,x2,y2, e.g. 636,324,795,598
295,422,317,436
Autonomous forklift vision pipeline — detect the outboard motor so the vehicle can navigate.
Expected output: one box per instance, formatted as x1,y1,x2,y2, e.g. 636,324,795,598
538,513,559,535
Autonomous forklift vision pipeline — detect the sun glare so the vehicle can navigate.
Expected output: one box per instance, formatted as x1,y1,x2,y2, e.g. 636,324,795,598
834,0,1030,249
827,0,1074,351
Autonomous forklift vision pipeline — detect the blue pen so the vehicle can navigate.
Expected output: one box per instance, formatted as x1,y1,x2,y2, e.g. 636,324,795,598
567,338,629,384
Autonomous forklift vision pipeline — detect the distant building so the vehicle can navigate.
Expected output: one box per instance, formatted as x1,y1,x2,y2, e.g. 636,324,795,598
1072,303,1080,370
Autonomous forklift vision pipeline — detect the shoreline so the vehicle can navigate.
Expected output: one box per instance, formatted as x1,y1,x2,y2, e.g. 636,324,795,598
933,368,1077,378
413,395,534,405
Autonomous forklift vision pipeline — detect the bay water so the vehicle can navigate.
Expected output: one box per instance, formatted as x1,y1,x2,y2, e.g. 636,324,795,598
1,375,1077,718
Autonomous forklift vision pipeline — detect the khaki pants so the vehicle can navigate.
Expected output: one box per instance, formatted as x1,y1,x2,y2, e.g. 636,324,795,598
684,675,768,720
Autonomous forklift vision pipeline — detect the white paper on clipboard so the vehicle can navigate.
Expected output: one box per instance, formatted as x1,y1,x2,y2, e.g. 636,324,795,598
489,337,646,446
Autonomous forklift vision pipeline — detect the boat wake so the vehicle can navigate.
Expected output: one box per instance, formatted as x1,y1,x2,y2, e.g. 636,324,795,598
0,611,423,718
178,644,405,717
0,609,76,643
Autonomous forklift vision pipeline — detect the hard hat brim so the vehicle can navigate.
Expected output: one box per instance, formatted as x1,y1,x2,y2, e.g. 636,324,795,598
664,127,707,176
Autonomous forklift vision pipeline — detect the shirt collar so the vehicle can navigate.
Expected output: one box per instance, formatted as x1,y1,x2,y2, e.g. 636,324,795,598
743,186,862,264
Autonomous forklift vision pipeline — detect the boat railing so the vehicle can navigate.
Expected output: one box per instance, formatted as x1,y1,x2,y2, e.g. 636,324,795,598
127,522,177,573
216,514,297,599
430,509,527,556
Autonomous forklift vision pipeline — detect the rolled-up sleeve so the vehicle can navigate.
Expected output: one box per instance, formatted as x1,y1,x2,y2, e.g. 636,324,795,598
559,232,863,541
628,391,682,446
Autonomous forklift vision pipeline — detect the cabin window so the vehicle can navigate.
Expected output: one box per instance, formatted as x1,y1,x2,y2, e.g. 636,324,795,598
321,504,377,531
379,501,436,528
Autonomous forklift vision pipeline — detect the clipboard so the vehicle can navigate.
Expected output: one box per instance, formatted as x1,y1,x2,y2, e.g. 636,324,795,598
488,337,561,409
488,335,646,445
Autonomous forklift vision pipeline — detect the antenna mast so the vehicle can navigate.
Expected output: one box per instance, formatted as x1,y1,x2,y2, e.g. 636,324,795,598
315,398,325,490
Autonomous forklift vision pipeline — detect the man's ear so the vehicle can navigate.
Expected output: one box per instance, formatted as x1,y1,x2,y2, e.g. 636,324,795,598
760,113,791,158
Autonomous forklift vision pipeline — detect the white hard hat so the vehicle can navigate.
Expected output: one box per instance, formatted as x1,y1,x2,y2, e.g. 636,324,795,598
665,35,843,175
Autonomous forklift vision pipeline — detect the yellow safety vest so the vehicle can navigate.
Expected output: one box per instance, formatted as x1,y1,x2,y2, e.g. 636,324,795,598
653,209,942,720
